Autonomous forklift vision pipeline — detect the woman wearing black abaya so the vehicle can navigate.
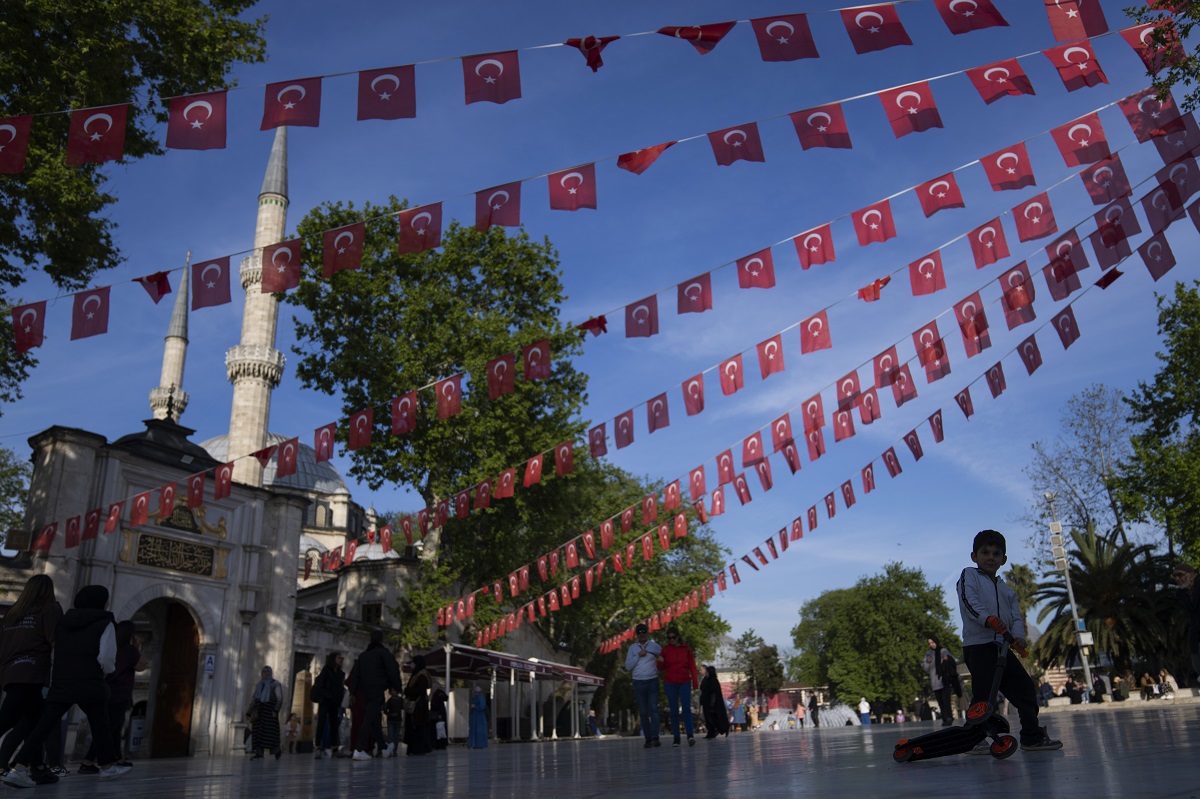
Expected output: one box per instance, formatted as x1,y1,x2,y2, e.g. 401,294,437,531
403,655,433,756
699,665,729,739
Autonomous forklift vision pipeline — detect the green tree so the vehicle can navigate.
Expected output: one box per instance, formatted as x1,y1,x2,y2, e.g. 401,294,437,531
730,630,765,695
1127,2,1200,111
0,445,31,546
0,1,267,406
747,644,785,697
1004,562,1038,639
790,563,959,708
1032,527,1174,679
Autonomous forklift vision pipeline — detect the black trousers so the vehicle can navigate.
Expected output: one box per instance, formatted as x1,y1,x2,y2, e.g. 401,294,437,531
933,686,953,725
316,703,341,750
18,700,113,768
963,643,1041,741
356,696,384,753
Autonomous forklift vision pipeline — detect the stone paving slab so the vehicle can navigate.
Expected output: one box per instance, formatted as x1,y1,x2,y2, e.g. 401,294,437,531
21,703,1199,798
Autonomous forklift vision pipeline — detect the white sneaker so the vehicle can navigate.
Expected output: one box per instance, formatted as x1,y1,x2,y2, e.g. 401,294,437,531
98,764,132,781
968,739,992,755
352,750,372,761
3,767,35,789
381,744,394,757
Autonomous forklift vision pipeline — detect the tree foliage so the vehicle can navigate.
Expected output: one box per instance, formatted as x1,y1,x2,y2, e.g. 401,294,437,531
1127,2,1200,111
0,0,267,406
747,644,785,697
729,629,764,694
0,445,31,546
790,563,959,708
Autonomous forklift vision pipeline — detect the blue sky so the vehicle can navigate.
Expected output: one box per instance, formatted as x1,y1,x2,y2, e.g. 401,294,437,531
1,0,1189,650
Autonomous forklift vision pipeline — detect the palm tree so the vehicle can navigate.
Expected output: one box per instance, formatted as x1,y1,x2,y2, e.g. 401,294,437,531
1032,528,1172,679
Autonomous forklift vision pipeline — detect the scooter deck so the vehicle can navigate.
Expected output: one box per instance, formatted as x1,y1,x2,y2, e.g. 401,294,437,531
894,725,988,762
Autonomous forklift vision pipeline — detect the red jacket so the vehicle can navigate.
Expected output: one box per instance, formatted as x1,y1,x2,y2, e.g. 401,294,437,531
658,642,698,688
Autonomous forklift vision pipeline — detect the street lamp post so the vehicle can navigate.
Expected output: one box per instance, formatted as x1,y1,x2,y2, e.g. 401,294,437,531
1044,492,1093,690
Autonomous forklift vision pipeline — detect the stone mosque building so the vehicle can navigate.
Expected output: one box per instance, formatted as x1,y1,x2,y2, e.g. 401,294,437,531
0,129,597,759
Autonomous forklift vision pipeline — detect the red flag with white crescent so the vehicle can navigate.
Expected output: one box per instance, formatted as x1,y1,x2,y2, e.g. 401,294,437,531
834,407,856,442
523,454,544,488
682,374,705,416
214,463,233,500
908,251,946,297
615,409,635,449
1140,231,1177,282
1081,154,1131,206
757,334,785,379
167,91,227,150
134,271,172,304
737,248,776,289
933,0,1007,34
357,65,416,120
1018,335,1044,375
719,355,744,396
883,447,903,478
771,413,794,452
1053,306,1081,349
647,393,670,434
617,142,676,175
879,82,942,138
64,516,80,549
1013,193,1058,242
463,51,521,105
474,479,492,510
322,222,364,278
999,263,1037,330
261,78,321,129
262,239,302,293
852,200,896,245
1120,88,1182,144
657,22,736,54
0,115,32,173
1050,112,1109,167
708,122,765,166
916,173,965,217
186,473,206,509
689,466,707,502
800,311,831,353
564,36,619,72
67,104,128,164
554,441,574,476
862,463,876,494
904,429,924,461
841,5,912,53
158,483,176,520
71,287,110,340
277,438,299,478
83,508,101,541
664,480,681,511
750,14,819,61
32,523,56,554
954,292,992,357
968,218,1009,268
523,339,551,381
891,365,918,407
475,182,521,231
929,409,945,443
982,143,1036,191
794,224,835,268
1045,0,1107,42
398,203,443,254
709,486,726,517
955,388,975,420
348,408,373,450
1043,41,1108,92
11,301,46,354
314,423,337,462
677,274,713,315
436,375,463,419
986,362,1007,398
742,432,765,466
965,59,1035,104
549,164,598,211
790,104,852,150
625,295,659,338
1121,22,1185,73
589,423,607,458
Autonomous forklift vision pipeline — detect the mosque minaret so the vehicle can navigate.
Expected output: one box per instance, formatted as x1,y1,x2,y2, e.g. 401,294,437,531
148,269,190,423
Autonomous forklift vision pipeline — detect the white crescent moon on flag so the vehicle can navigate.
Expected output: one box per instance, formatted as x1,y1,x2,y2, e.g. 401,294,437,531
808,318,823,334
996,152,1020,170
1151,189,1169,211
355,414,368,431
1067,123,1092,143
1103,204,1122,223
920,329,934,346
1138,95,1160,113
675,26,704,42
949,0,978,12
276,84,307,103
632,305,650,323
861,209,882,226
1024,201,1044,219
743,258,764,273
183,100,213,122
334,231,355,250
652,399,664,416
765,20,795,37
961,300,978,318
880,354,893,370
319,428,332,444
0,124,16,144
272,247,293,266
1058,316,1073,334
807,401,819,418
1007,271,1025,288
918,259,936,277
1056,241,1074,257
371,74,401,93
529,346,542,365
984,67,1011,82
1063,46,1091,65
724,361,738,378
1170,164,1189,184
442,382,456,399
806,111,832,128
559,171,585,188
493,361,507,379
619,416,630,432
775,420,789,435
201,263,222,282
735,477,746,492
723,129,748,145
1023,343,1037,359
842,379,855,394
82,294,102,313
284,443,295,460
687,380,701,397
765,341,778,357
1092,166,1114,184
83,113,113,134
929,180,950,196
487,190,510,207
1140,26,1157,46
19,307,37,326
856,11,885,27
474,59,505,77
802,233,823,250
895,91,923,109
684,282,703,300
720,454,731,469
559,445,569,459
411,211,432,230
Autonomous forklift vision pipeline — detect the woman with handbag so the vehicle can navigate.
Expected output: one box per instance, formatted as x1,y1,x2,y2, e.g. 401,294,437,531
403,655,433,756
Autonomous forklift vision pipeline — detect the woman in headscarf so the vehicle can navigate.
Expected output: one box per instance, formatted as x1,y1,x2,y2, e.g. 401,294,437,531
403,655,433,756
922,636,955,727
467,686,488,749
699,665,729,739
248,665,283,759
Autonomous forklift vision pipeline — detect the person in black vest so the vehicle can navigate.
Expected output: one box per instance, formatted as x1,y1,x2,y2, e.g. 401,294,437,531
311,651,346,758
4,585,128,788
78,621,148,773
348,630,402,760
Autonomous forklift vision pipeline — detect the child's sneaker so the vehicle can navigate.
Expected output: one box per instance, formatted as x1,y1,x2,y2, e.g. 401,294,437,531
1021,727,1063,751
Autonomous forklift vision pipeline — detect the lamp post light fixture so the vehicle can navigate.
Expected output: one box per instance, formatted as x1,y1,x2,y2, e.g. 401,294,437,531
1044,491,1093,689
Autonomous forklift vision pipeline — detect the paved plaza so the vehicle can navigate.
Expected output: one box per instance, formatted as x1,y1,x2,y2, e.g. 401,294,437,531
20,702,1199,798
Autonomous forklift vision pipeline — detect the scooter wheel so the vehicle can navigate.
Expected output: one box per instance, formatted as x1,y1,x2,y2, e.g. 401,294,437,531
893,744,914,763
990,735,1018,760
966,701,993,724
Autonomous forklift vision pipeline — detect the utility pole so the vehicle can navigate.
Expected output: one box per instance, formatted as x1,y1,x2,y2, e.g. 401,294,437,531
1045,492,1093,689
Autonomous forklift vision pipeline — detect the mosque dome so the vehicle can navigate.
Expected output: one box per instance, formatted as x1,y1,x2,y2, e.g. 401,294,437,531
200,432,349,496
351,542,403,562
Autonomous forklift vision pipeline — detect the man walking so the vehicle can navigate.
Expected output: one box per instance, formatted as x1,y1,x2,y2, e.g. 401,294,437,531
348,630,403,760
624,623,663,748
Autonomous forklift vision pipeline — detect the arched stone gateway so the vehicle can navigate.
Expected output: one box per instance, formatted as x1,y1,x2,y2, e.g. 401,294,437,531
126,597,202,758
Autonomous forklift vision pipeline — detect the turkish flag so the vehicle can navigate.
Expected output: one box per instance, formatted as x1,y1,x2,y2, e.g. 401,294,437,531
1045,0,1108,42
615,409,635,449
71,287,110,340
1122,23,1185,73
186,473,206,509
1120,88,1182,143
737,248,775,289
486,353,515,400
966,59,1035,104
647,393,670,433
806,507,818,532
463,51,521,104
167,91,227,150
435,499,449,528
689,466,707,501
891,365,918,407
277,438,299,478
214,463,233,500
920,338,951,384
709,123,765,166
853,200,896,245
261,239,302,293
32,523,56,554
625,295,659,338
833,408,856,441
390,392,417,435
801,394,825,432
619,507,634,534
770,413,794,452
682,374,705,416
1140,232,1177,282
400,516,414,545
523,454,544,488
67,104,128,164
751,14,819,60
733,474,753,506
0,115,32,173
1091,198,1138,268
11,301,46,353
879,82,942,137
743,432,765,466
955,292,991,357
523,339,551,381
968,218,1009,268
781,440,802,474
617,142,676,174
1143,181,1186,233
357,65,416,120
1155,115,1200,163
322,222,365,278
82,508,101,541
589,424,607,458
874,346,900,388
190,256,231,309
664,480,681,511
908,251,946,296
934,0,1008,33
398,203,443,254
1043,259,1082,301
806,428,826,461
436,375,463,419
841,480,857,509
550,441,572,478
856,276,890,303
717,449,736,485
158,482,176,520
474,480,492,510
641,495,658,526
999,262,1037,329
1044,41,1107,92
64,516,81,549
1051,112,1110,167
904,429,924,462
1160,157,1200,203
642,533,655,561
658,22,736,54
677,273,713,314
549,164,598,211
565,35,619,72
1081,154,1131,206
348,408,373,450
986,362,1007,398
790,103,852,150
261,78,321,129
675,513,688,539
794,224,836,269
982,143,1035,191
475,182,521,231
883,447,903,478
1053,306,1081,349
913,319,943,366
756,335,785,379
916,173,965,217
1047,231,1090,278
955,387,975,419
719,354,745,396
929,409,945,443
1018,335,1043,375
1012,194,1057,243
862,463,876,494
841,5,912,53
710,487,726,518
